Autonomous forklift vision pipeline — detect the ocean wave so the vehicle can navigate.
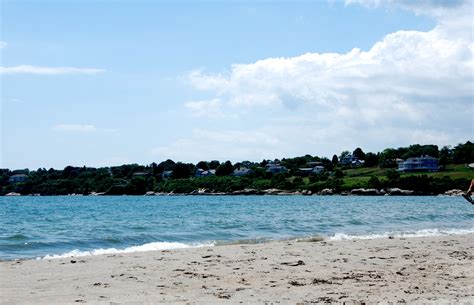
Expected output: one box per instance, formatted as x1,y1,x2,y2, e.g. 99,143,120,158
328,227,474,241
40,241,214,260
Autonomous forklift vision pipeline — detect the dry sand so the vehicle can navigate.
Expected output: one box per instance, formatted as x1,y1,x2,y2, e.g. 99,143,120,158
1,234,473,304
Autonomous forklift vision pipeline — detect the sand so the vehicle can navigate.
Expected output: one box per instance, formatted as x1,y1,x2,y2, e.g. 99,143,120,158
1,234,473,304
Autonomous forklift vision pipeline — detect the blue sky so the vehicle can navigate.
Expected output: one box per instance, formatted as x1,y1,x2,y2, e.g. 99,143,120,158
1,0,472,169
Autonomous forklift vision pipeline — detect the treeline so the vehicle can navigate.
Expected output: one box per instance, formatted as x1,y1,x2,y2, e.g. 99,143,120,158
1,141,473,196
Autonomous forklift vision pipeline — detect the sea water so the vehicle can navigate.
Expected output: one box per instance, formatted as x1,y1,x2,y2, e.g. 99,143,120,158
0,196,473,260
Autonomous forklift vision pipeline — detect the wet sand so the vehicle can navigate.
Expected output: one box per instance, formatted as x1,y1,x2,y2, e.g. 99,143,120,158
1,234,473,304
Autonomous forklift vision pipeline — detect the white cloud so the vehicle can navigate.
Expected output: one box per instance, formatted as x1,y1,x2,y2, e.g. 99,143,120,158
0,41,7,49
0,65,105,75
53,124,98,132
149,1,474,161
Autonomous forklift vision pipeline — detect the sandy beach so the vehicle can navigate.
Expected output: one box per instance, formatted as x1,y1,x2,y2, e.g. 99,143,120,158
1,234,473,304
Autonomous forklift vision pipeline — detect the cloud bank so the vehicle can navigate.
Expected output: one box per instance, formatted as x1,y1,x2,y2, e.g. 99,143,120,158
153,1,473,161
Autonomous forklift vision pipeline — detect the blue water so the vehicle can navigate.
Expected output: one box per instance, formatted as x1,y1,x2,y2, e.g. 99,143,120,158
0,196,473,260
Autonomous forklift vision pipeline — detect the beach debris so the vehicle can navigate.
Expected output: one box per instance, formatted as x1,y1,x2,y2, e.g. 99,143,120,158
313,278,339,285
281,260,305,266
70,260,77,264
289,280,305,286
214,291,232,299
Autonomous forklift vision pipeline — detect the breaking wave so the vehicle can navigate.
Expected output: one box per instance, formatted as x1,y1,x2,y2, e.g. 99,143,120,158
328,227,474,241
41,241,214,259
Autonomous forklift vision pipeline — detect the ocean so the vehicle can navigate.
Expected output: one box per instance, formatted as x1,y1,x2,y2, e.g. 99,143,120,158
1,195,473,260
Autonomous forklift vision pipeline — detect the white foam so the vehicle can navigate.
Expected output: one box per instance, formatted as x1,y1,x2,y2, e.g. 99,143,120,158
328,227,474,241
40,241,214,260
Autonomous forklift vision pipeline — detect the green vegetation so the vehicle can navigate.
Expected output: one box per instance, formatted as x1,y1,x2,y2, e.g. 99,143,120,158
1,141,473,196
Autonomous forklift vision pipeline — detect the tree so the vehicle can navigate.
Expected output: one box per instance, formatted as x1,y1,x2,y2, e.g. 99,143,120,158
453,141,474,164
439,146,452,169
368,176,381,189
353,148,366,160
196,161,209,170
209,160,221,170
216,161,233,176
364,152,379,167
339,151,351,160
331,154,339,166
386,169,400,185
172,162,193,179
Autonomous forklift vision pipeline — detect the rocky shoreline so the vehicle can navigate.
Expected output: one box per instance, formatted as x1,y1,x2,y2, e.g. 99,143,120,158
5,188,465,197
5,188,464,196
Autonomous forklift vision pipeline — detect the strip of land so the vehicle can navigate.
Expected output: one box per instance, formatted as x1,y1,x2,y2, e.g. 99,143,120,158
1,234,473,304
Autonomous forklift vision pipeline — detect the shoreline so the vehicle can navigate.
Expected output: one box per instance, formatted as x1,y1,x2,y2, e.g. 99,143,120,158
2,188,468,196
4,227,474,262
1,234,473,304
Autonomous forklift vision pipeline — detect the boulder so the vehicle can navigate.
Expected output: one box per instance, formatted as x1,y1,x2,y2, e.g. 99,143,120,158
232,189,260,195
350,188,380,196
387,188,414,195
5,192,21,196
263,188,282,195
319,188,334,195
145,191,156,196
444,189,464,196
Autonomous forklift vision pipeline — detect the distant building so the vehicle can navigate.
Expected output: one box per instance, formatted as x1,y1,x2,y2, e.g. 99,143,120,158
340,155,365,167
162,170,173,179
195,169,216,177
232,168,254,177
265,164,288,174
312,166,325,174
9,174,28,183
298,165,325,176
398,155,438,172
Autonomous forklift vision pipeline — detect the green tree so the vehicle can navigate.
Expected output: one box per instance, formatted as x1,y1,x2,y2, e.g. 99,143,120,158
353,147,366,160
216,161,233,176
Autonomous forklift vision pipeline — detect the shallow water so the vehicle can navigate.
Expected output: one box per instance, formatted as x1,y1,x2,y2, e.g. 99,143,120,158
0,196,472,260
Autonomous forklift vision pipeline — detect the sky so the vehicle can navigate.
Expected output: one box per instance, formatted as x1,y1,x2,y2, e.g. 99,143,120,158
1,0,473,169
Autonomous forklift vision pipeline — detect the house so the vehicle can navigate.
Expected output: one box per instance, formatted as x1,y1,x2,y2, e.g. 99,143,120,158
398,155,438,172
265,164,288,174
195,169,216,177
298,168,314,176
312,166,325,174
298,165,325,176
341,155,364,167
9,174,28,183
232,168,254,177
162,170,173,179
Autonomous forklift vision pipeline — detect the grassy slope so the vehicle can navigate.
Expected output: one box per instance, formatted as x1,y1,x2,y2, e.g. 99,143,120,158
342,164,474,189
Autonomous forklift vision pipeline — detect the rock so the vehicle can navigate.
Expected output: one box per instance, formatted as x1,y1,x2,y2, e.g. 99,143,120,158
319,188,334,195
145,191,156,196
89,192,105,196
5,192,21,196
263,188,282,195
387,188,414,195
350,188,380,196
444,189,464,196
232,189,261,195
301,190,312,196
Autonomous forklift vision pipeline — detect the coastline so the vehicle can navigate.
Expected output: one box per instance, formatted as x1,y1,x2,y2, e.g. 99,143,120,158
2,234,473,304
3,187,467,196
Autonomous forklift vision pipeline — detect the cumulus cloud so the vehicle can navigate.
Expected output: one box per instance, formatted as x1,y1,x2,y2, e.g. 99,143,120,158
156,1,473,161
0,65,105,75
